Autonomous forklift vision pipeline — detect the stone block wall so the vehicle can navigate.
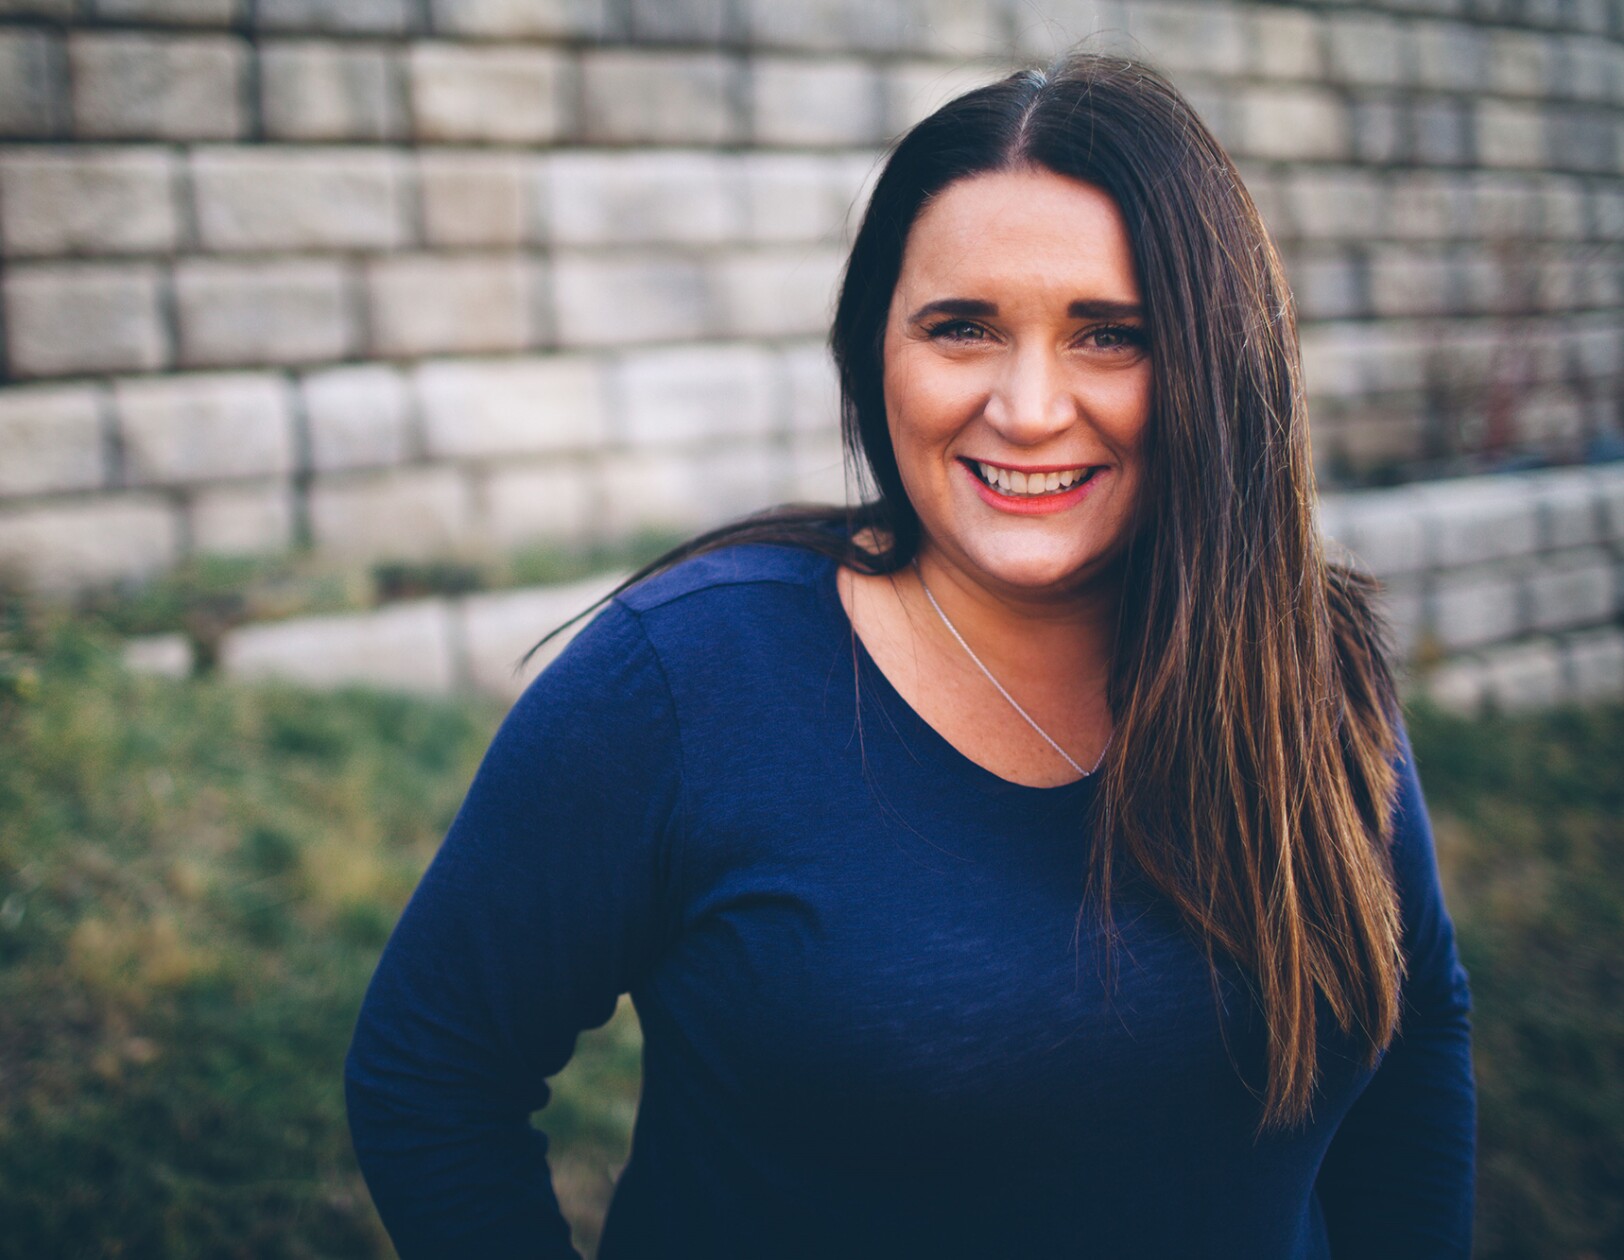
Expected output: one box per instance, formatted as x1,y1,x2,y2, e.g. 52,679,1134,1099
0,0,1620,595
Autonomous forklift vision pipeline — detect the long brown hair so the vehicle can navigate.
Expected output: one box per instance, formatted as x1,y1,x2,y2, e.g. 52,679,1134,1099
542,53,1404,1131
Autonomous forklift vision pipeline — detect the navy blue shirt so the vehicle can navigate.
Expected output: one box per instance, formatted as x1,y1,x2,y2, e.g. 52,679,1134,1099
346,545,1475,1258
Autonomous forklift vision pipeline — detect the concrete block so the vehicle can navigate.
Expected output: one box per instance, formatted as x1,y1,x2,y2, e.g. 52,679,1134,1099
90,0,238,21
1471,172,1541,236
1563,627,1624,700
1280,168,1383,241
0,495,178,591
1554,34,1619,105
1590,465,1624,539
1409,19,1486,91
459,571,625,699
1480,639,1567,710
0,29,66,139
894,0,1002,57
1010,0,1113,60
191,147,407,252
617,343,778,447
1377,576,1426,662
1367,247,1454,318
1236,86,1350,162
1420,657,1488,714
1248,6,1323,79
409,44,569,145
627,0,731,43
70,33,245,141
788,432,849,506
175,257,357,368
307,467,471,560
0,0,74,17
124,633,194,680
1412,98,1471,167
599,441,782,535
477,459,590,550
884,60,1004,135
1486,28,1552,98
715,245,844,339
1529,469,1604,547
1571,320,1623,383
743,0,907,53
414,354,609,458
1526,547,1614,632
1538,179,1587,240
1417,477,1541,566
1116,1,1249,76
740,152,870,245
1431,569,1525,653
551,252,718,347
750,57,884,148
1475,100,1546,168
1349,93,1407,165
1334,488,1430,577
366,254,530,359
260,40,403,143
0,147,178,258
254,0,413,32
1550,107,1619,175
3,262,167,378
1386,172,1474,240
221,599,457,695
189,480,294,555
428,0,607,38
1324,12,1408,87
781,342,839,437
579,50,741,146
542,150,742,246
301,363,411,473
1287,250,1367,321
116,372,294,486
0,383,106,496
419,151,530,248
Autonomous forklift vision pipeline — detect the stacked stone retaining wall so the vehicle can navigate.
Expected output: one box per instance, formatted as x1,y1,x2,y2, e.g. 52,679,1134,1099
0,0,1620,595
123,465,1624,711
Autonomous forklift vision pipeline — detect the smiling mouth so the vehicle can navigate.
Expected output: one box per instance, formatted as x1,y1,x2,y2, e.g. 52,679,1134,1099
964,460,1102,498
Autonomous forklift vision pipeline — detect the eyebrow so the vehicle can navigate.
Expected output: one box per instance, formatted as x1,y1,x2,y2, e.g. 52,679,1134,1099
905,298,1145,323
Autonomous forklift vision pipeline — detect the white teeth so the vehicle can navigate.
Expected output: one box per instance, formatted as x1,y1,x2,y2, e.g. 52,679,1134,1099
974,462,1094,496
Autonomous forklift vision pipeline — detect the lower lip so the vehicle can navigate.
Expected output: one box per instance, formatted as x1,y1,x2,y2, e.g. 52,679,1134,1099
962,463,1105,515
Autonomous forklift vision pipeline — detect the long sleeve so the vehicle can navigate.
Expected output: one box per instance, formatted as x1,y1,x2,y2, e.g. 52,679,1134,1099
1316,729,1476,1257
344,603,686,1259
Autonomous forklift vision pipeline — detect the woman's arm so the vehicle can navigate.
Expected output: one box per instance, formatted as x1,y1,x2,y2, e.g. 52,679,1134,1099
344,603,685,1259
1316,728,1476,1258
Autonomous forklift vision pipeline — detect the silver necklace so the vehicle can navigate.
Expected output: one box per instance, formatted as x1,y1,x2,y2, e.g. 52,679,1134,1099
913,561,1111,779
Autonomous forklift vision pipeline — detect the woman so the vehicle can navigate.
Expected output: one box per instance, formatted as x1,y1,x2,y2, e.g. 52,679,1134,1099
346,54,1475,1257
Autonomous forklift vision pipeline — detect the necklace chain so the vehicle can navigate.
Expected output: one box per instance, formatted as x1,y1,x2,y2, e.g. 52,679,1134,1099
913,561,1111,779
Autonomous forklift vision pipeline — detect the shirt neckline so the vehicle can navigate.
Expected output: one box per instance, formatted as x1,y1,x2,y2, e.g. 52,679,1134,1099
814,552,1100,803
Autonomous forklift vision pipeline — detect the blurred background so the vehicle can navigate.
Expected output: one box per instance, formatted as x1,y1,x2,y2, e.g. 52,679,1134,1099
0,0,1619,1256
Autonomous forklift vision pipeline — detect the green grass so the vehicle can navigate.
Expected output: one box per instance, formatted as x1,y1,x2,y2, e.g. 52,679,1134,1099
0,610,1619,1258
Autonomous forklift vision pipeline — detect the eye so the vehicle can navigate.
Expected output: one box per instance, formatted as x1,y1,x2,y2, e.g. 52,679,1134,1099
924,319,991,343
1082,323,1148,353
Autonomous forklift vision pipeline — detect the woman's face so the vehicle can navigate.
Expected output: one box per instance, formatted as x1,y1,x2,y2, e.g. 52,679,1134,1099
882,167,1152,606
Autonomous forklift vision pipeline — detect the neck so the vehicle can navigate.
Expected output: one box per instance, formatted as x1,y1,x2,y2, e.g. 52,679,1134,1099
909,547,1120,695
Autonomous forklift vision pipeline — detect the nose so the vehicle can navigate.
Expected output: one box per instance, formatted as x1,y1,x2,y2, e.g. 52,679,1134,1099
982,341,1076,446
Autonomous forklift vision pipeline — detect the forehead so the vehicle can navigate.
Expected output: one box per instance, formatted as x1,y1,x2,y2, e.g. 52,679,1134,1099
895,168,1141,302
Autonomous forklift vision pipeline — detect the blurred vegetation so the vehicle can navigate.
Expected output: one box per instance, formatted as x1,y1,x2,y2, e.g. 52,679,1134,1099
68,529,685,671
0,598,1619,1257
1409,701,1624,1260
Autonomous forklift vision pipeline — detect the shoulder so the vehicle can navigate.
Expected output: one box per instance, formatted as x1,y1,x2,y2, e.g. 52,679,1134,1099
614,542,836,618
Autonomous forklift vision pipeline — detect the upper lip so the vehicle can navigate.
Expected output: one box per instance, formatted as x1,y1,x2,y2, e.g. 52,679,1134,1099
960,457,1103,474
